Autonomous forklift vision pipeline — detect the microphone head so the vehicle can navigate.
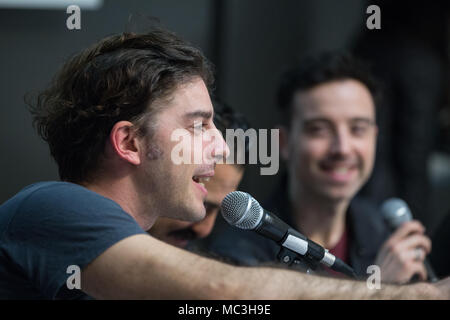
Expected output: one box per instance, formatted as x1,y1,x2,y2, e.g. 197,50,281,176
381,198,412,228
221,191,264,230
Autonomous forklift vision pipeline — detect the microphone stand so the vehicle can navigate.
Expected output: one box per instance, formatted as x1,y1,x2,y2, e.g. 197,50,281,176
276,247,321,275
276,246,357,279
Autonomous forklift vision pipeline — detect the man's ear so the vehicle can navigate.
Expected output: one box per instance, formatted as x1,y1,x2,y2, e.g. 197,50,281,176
109,121,141,166
278,125,290,161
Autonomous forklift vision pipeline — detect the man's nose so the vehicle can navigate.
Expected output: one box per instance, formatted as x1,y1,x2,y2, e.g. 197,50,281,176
330,130,352,156
191,212,217,239
209,128,230,163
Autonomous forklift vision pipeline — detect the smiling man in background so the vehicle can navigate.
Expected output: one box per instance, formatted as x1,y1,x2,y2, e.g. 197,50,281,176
206,53,432,284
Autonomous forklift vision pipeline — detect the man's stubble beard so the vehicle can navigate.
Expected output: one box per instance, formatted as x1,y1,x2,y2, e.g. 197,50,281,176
144,138,203,222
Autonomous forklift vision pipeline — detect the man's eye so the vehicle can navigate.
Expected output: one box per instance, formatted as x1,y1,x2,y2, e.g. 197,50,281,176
310,126,324,132
193,122,206,132
351,125,368,136
305,125,329,136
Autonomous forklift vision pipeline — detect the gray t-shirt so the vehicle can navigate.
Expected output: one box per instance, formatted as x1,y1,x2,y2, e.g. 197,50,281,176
0,181,146,299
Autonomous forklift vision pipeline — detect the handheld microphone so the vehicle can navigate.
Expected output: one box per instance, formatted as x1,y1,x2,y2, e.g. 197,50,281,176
221,191,356,278
381,198,438,282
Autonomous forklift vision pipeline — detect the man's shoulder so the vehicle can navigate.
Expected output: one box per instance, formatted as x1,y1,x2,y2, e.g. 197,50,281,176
2,181,119,213
0,181,130,238
21,180,108,201
0,181,145,300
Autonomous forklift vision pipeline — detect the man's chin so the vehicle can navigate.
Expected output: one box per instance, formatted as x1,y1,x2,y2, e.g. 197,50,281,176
314,186,358,203
176,201,205,222
191,204,207,221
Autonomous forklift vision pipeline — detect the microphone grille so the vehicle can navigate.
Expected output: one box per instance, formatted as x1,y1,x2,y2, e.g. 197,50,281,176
221,191,263,230
381,198,412,228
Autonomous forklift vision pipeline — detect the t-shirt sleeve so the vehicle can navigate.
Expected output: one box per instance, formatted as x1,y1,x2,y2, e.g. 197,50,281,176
3,183,146,299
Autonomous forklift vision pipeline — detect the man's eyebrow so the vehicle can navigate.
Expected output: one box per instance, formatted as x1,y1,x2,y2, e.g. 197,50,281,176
183,110,213,120
302,117,375,125
302,118,331,125
350,117,376,125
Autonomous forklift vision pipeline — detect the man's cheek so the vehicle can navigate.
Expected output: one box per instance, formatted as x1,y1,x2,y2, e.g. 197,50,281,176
358,143,376,168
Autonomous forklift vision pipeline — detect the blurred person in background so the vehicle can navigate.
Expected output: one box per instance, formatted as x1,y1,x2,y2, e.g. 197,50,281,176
206,53,433,284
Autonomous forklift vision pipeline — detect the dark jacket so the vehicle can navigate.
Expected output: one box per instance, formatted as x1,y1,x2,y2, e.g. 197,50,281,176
205,184,390,278
430,212,450,278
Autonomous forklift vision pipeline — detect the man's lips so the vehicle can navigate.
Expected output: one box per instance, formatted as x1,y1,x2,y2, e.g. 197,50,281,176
193,179,208,196
192,171,214,196
318,163,359,183
193,170,215,178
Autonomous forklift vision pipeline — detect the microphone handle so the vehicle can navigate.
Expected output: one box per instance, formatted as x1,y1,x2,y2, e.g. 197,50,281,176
331,258,358,279
256,209,306,243
255,209,358,279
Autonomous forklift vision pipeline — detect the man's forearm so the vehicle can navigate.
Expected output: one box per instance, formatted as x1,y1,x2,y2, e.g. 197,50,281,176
222,265,439,300
81,234,443,299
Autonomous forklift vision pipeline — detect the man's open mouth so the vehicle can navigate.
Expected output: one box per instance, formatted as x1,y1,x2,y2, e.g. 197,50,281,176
192,176,211,188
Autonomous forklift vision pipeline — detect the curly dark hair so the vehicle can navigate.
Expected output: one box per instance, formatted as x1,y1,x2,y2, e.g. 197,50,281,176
276,52,380,127
28,28,213,183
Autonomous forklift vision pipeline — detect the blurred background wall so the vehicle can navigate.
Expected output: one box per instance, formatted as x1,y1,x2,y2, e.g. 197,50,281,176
1,0,449,234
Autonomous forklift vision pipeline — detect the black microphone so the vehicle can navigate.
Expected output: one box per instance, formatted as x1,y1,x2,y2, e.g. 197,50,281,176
381,198,439,282
221,191,356,278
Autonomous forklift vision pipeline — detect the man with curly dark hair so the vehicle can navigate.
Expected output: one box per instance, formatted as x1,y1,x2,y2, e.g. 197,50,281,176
0,27,448,299
149,101,248,249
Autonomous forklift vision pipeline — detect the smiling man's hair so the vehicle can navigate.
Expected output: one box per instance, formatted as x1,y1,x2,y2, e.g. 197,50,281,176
276,52,380,127
28,27,213,183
